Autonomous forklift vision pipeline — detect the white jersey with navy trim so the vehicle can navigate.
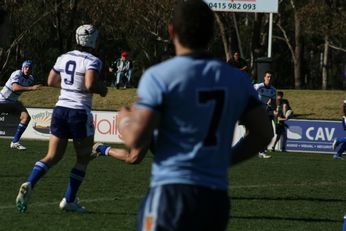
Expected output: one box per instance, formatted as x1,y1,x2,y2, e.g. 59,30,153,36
136,54,262,191
253,82,276,105
0,70,34,102
52,50,102,110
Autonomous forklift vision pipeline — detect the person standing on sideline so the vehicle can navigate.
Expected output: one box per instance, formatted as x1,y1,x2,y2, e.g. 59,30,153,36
272,92,288,152
227,50,248,72
99,1,273,230
332,100,346,159
109,51,130,89
15,24,108,213
0,60,41,150
254,70,276,158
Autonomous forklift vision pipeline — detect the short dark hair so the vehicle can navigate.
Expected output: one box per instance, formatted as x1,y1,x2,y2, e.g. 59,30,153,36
264,70,273,76
277,91,284,97
172,0,214,50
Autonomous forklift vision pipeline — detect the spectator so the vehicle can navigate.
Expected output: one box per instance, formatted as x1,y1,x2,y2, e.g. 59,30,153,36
332,100,346,159
15,24,107,213
272,91,288,152
95,1,273,230
126,58,134,88
280,91,293,119
109,51,130,89
227,50,248,72
0,60,42,150
254,70,276,158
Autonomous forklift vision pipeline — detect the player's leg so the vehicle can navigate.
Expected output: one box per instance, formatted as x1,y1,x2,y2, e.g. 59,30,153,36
116,72,121,89
332,137,346,150
59,136,93,213
334,140,346,159
16,135,68,212
59,109,94,212
10,102,30,150
280,125,287,152
92,142,129,158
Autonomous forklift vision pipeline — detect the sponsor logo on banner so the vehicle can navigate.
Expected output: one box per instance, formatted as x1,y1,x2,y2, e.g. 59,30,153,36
286,119,344,153
23,108,123,143
31,110,52,136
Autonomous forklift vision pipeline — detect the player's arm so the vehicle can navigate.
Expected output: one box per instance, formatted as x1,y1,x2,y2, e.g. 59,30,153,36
47,69,61,88
117,105,158,163
85,69,107,97
231,104,273,165
12,83,41,92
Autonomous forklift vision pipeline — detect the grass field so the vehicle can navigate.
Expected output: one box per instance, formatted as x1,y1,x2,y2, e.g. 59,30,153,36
18,87,345,120
1,139,345,231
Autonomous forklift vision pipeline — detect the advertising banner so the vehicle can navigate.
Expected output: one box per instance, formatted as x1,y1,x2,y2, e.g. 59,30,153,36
19,108,123,143
0,111,19,137
286,119,344,154
203,0,279,13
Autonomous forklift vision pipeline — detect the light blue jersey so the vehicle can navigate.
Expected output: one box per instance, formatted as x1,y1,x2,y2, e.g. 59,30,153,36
136,54,261,191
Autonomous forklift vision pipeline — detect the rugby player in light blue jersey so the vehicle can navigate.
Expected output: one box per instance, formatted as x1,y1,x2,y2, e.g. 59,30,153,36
94,1,273,230
0,60,42,150
16,24,108,213
332,100,346,159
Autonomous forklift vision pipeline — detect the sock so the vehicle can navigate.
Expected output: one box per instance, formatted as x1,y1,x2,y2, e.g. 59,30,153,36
65,168,86,203
27,161,49,188
97,145,111,156
12,123,27,143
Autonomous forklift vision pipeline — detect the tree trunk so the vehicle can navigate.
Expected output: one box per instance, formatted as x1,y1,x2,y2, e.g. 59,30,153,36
293,12,302,89
322,35,329,90
215,13,231,62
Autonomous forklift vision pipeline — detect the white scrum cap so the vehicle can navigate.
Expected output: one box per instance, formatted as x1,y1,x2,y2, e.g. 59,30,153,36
75,24,99,49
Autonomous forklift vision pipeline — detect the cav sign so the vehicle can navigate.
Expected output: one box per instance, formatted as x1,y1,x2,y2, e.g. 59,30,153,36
286,119,345,154
203,0,278,13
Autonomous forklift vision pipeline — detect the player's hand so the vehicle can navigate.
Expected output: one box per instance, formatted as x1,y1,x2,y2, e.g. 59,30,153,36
118,106,131,120
31,84,42,91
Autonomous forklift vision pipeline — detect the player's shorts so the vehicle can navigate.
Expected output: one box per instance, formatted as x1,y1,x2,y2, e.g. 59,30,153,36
50,106,94,139
0,101,27,114
137,184,230,231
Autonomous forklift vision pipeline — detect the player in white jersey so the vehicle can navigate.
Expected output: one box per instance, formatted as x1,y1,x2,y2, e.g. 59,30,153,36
16,24,108,213
0,60,41,150
94,1,273,230
254,70,276,158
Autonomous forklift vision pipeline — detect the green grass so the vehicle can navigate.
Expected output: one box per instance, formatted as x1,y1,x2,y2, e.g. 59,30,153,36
19,87,345,120
1,139,345,231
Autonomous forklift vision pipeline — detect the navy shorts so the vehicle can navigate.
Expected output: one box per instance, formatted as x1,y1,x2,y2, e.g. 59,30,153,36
50,106,94,139
137,184,230,231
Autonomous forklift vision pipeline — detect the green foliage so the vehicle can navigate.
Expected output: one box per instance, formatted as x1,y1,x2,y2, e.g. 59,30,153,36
0,1,345,89
0,139,345,230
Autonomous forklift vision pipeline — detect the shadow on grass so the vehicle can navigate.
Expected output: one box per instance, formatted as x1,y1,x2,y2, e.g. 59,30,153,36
231,196,346,203
230,215,341,223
